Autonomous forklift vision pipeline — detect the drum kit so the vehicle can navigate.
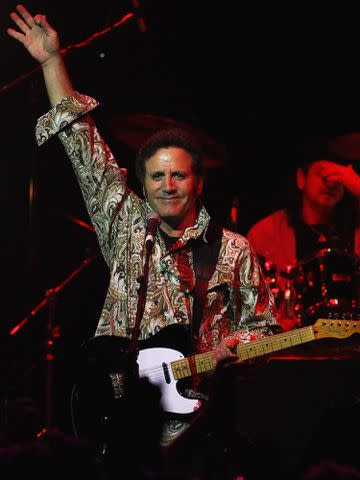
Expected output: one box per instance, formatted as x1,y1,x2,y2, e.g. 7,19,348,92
262,247,360,329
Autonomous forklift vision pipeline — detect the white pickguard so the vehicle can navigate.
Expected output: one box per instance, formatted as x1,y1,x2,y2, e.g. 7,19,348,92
137,347,202,414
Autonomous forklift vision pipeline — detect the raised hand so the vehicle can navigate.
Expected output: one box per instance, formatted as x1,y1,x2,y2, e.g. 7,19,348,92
322,162,360,198
7,4,73,106
7,4,60,65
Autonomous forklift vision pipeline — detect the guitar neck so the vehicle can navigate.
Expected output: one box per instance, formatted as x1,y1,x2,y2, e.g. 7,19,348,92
171,324,316,380
171,317,360,380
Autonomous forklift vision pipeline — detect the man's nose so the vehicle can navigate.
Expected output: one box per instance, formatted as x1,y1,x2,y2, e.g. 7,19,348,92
163,176,175,191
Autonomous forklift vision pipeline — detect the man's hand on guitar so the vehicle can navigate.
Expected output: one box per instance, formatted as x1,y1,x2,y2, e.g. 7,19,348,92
213,335,239,364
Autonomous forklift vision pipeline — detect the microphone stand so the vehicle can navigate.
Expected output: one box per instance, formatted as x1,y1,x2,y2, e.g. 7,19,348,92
120,233,157,397
129,213,160,355
128,241,154,358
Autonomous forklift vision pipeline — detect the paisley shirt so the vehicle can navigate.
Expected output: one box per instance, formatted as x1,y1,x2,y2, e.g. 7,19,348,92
35,92,279,444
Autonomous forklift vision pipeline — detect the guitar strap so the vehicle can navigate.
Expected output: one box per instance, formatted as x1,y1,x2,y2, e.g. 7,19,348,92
191,219,223,342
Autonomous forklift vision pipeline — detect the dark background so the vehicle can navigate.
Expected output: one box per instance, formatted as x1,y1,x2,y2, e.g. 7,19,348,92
1,0,360,440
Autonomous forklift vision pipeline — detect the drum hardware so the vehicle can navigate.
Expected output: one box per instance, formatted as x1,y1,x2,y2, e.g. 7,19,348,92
262,260,277,282
261,260,283,309
280,264,300,280
327,309,360,320
260,258,301,329
278,265,299,318
293,249,360,326
259,250,360,329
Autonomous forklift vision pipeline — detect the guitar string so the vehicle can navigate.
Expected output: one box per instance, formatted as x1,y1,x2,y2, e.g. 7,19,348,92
130,322,355,380
139,351,215,379
138,330,312,378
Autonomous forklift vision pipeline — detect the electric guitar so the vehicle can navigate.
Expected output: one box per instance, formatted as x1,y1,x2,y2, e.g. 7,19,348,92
73,317,359,420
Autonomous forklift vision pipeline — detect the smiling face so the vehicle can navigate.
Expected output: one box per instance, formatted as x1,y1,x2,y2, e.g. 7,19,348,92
143,147,204,233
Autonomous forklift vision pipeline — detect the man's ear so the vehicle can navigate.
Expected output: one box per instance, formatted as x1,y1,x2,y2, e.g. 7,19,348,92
296,167,305,191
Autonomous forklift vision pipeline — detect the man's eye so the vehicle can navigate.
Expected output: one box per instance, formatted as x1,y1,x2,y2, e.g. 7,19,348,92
174,173,185,179
151,173,163,180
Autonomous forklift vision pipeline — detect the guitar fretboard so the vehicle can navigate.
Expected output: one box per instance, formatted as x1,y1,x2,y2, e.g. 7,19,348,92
171,325,315,380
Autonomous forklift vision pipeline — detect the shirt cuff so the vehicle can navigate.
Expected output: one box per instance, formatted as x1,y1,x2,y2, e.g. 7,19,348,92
35,91,99,146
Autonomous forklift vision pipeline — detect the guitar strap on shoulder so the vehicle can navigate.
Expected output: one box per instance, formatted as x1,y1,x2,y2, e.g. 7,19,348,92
191,220,223,341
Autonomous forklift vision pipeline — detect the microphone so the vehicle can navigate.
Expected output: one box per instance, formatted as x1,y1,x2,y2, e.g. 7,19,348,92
145,212,161,250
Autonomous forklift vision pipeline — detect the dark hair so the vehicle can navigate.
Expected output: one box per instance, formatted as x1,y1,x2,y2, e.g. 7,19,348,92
296,135,337,168
135,127,205,184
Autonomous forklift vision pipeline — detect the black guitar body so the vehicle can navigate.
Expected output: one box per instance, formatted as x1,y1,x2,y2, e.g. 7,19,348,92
71,324,194,451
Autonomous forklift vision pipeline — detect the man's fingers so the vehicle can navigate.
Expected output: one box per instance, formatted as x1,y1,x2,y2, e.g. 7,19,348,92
225,337,239,352
34,14,50,30
7,26,27,43
10,11,31,33
16,4,36,28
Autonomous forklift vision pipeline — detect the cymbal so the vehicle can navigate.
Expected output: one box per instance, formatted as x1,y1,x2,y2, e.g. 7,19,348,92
109,113,229,168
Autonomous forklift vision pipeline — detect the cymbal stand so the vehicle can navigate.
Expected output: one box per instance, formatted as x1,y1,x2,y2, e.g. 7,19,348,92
44,287,59,431
9,251,99,432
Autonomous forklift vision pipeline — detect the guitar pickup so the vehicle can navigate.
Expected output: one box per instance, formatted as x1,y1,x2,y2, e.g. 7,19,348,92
162,362,171,384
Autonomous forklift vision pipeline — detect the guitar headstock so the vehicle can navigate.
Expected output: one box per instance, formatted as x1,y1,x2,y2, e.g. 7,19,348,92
312,318,360,339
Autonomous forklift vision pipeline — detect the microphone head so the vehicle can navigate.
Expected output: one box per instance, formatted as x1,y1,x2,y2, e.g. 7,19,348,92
145,211,161,228
145,212,161,251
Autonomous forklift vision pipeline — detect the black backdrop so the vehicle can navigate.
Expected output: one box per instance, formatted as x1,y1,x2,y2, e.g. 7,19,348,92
2,0,360,444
